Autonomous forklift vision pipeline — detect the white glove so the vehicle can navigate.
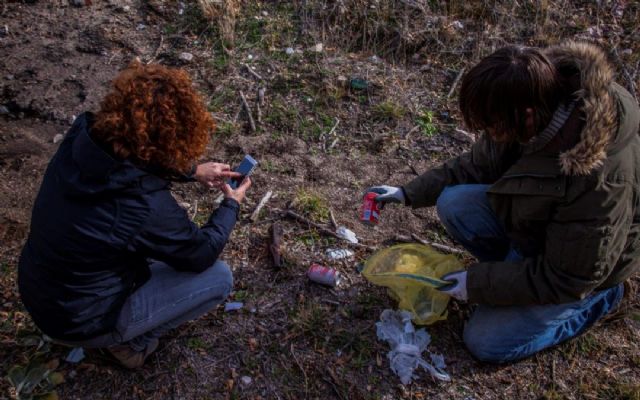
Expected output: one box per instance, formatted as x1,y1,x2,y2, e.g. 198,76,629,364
366,185,406,206
438,270,468,301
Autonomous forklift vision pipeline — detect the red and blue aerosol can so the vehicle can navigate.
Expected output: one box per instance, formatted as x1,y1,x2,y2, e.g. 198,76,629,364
307,263,342,287
360,192,381,225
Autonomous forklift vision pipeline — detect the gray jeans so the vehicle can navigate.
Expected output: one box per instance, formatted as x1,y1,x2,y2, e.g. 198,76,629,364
59,260,233,351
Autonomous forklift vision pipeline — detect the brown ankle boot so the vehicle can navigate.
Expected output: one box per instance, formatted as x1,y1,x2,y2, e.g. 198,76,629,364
107,338,159,369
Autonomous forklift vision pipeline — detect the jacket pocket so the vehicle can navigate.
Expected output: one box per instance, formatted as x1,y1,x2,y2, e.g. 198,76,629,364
488,176,566,222
548,222,612,281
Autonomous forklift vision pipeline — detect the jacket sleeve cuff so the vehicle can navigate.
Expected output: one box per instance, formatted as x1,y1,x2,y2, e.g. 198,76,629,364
220,197,240,217
466,263,490,304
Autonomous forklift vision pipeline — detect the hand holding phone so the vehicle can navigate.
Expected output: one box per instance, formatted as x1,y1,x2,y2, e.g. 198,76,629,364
228,155,258,189
222,176,252,204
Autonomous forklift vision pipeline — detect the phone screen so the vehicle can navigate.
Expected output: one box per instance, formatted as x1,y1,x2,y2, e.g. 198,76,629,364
229,155,258,189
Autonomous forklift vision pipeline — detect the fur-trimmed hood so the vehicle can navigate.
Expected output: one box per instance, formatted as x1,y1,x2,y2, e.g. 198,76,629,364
544,42,618,175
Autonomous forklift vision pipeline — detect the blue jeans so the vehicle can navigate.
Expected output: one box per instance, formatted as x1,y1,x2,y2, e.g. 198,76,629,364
436,184,624,363
60,260,233,351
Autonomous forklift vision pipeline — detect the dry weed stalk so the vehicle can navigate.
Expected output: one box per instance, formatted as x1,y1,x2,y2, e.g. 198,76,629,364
197,0,240,47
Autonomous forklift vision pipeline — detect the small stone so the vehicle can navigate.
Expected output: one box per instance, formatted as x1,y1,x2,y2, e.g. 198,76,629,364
53,134,65,144
179,52,194,62
285,47,295,55
240,376,252,387
0,105,9,115
261,11,268,16
224,301,243,312
123,5,130,12
309,43,323,53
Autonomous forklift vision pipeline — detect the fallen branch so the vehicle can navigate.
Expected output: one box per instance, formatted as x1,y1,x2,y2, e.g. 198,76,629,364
147,34,164,65
242,63,264,81
283,209,376,251
323,118,340,151
394,234,464,255
269,222,284,268
327,117,340,137
256,101,262,125
446,67,465,99
239,90,256,132
451,128,475,143
329,210,338,230
250,190,273,222
190,200,198,221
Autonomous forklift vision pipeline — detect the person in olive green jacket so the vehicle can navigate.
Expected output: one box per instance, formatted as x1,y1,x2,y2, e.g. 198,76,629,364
367,42,639,362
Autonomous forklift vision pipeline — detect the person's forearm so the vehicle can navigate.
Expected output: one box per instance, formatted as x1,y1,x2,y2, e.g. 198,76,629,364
198,198,240,262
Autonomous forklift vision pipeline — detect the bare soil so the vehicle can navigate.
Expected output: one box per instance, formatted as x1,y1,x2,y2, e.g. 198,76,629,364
1,1,639,399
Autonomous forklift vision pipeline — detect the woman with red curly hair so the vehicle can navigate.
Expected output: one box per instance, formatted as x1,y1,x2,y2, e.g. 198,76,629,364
18,62,251,368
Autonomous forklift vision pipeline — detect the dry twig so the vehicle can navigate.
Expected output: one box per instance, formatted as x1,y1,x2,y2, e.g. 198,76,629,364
239,90,256,132
242,63,264,81
446,67,465,99
329,210,338,230
394,234,464,254
269,223,284,268
250,190,273,222
283,209,376,251
146,34,163,64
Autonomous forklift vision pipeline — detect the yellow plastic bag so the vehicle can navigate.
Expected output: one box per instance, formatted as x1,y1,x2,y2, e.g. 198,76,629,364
362,243,462,325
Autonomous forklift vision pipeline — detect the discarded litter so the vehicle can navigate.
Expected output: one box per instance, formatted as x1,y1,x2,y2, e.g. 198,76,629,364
240,375,252,387
376,309,450,384
65,347,85,364
350,78,369,90
179,52,194,62
53,134,65,144
309,43,323,53
307,263,342,287
285,47,295,55
336,226,358,244
224,302,244,312
360,192,381,225
326,248,354,260
362,244,461,325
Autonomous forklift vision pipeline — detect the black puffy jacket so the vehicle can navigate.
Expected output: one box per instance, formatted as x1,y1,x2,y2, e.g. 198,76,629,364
18,113,239,341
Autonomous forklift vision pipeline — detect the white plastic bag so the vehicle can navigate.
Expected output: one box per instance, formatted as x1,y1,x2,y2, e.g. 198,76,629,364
376,309,451,384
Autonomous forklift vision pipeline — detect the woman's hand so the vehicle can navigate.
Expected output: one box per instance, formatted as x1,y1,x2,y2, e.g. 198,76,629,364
221,177,252,204
194,162,242,188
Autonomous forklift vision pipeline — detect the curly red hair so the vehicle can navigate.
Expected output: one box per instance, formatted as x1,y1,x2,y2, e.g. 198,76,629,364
92,62,214,174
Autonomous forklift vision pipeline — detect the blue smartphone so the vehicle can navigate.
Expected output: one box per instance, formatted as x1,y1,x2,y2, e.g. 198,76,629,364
228,155,258,189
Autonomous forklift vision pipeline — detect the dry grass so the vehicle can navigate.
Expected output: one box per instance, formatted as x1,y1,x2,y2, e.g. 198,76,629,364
197,0,241,47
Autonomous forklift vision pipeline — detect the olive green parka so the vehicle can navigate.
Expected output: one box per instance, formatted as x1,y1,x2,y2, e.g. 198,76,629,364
403,42,640,305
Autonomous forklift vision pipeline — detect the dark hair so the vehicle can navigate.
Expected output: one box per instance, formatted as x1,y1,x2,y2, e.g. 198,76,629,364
92,61,214,174
459,46,562,142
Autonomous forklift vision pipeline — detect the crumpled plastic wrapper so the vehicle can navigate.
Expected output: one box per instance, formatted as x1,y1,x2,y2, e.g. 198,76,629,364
376,309,451,384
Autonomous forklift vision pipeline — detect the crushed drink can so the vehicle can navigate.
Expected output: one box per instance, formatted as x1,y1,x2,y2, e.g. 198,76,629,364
307,263,342,287
360,192,381,225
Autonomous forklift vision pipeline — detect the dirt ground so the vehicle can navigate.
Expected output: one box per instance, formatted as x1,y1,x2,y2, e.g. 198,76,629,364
1,1,639,399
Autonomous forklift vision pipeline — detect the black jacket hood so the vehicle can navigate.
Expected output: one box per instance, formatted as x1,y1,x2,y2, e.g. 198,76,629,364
57,112,168,197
